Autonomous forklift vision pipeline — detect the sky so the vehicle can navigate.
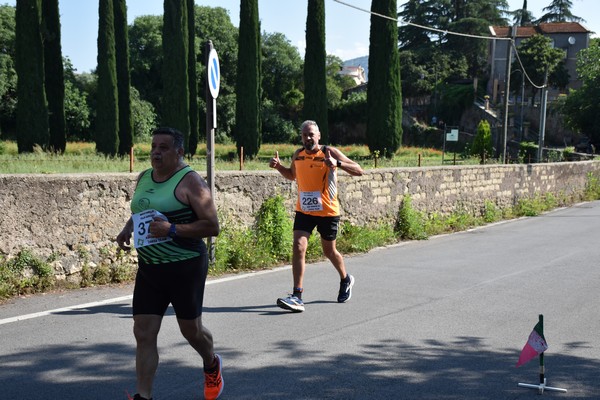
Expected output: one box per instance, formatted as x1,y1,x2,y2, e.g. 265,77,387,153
2,0,598,74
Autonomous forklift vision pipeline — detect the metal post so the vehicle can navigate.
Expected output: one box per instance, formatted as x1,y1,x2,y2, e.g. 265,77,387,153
520,76,525,141
205,40,216,263
502,25,516,164
537,69,549,163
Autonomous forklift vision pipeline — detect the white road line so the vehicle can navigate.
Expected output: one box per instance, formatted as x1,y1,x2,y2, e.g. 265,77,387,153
0,265,291,326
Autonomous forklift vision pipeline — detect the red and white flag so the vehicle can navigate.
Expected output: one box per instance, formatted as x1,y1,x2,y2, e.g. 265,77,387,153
516,321,548,367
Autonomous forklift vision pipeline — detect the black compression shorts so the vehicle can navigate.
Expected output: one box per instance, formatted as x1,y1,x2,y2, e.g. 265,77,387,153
293,211,340,241
133,255,208,320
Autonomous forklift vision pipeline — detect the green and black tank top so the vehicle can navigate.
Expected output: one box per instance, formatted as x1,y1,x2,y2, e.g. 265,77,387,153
131,166,206,264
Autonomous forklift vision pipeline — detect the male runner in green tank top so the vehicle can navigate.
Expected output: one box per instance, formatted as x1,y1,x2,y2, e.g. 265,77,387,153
117,127,223,400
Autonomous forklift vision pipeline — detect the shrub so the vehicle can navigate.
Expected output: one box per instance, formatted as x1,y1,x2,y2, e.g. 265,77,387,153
395,195,428,240
254,195,293,261
471,120,492,163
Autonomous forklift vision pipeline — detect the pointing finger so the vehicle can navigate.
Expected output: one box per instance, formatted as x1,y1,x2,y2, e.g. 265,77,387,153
276,151,279,159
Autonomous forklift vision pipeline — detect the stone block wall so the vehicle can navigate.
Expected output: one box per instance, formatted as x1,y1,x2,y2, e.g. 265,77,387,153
1,161,599,279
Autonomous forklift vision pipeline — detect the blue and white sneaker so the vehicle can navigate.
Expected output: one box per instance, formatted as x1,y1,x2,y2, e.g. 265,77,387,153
337,274,354,303
277,294,305,312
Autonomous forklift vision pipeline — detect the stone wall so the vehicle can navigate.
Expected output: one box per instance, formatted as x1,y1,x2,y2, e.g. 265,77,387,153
1,161,599,279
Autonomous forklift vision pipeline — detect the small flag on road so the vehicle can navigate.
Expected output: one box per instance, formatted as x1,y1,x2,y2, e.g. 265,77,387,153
516,320,548,367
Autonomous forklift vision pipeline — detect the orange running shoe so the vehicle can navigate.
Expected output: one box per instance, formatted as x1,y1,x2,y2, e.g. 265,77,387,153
204,354,224,400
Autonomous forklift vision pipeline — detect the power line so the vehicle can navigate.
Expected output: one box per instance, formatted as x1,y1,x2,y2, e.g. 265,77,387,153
332,0,547,89
332,0,512,41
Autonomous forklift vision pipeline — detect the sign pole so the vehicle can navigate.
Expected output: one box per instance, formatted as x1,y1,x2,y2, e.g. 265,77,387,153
205,40,220,264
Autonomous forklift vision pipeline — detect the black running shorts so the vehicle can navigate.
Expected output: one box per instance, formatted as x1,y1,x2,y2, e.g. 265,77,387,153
293,211,340,241
133,255,208,320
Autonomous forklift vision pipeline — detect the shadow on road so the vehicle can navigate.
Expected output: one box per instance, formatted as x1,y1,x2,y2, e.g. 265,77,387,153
1,334,596,399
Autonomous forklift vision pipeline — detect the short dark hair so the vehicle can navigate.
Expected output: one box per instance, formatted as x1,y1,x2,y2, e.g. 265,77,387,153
152,127,184,149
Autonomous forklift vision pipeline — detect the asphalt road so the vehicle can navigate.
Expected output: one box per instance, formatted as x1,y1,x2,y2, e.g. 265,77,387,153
1,200,599,400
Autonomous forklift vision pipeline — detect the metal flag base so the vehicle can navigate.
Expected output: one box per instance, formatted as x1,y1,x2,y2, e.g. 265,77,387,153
518,377,567,394
517,315,567,395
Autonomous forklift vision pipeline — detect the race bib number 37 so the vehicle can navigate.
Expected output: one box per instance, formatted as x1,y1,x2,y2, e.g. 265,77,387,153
132,209,173,248
300,191,323,212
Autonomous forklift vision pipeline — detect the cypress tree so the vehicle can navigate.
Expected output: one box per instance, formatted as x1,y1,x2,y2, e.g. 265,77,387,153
303,0,328,143
96,0,119,156
162,0,190,151
366,0,402,157
187,0,198,156
114,0,133,156
42,0,65,153
234,0,261,159
15,0,49,153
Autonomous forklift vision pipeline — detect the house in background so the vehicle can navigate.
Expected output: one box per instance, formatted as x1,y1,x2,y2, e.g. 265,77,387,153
487,22,591,102
338,64,367,86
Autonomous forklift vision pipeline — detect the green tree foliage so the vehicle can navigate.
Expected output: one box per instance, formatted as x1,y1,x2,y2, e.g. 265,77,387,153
261,32,303,129
325,54,355,110
444,17,491,78
15,0,49,153
186,0,198,155
234,0,261,158
511,34,569,102
303,0,328,142
162,0,190,151
96,0,119,156
511,0,535,26
562,39,600,148
64,79,90,139
113,0,133,156
366,0,402,157
195,6,239,142
41,0,65,153
471,119,493,163
130,86,157,143
398,0,439,52
536,0,583,23
65,62,95,140
129,15,163,118
0,5,17,137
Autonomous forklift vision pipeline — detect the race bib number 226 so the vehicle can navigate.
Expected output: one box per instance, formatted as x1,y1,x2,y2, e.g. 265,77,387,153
300,191,323,212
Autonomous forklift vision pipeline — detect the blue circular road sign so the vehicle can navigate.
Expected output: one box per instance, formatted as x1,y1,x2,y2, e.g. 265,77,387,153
208,49,220,99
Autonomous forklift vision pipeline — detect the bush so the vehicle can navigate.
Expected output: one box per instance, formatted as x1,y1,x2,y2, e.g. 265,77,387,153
471,120,492,163
254,195,293,261
395,195,428,240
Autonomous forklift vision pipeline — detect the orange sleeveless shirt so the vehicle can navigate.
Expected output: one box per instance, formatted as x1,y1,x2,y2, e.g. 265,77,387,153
294,147,339,217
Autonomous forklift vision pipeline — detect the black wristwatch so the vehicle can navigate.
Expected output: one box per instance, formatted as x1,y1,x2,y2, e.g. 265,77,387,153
337,159,342,167
168,223,177,239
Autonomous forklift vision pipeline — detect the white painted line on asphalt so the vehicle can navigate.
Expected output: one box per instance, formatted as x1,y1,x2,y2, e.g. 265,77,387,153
0,295,134,326
0,265,292,326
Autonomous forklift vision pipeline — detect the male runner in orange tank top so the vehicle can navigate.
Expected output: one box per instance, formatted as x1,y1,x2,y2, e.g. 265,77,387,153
269,120,364,312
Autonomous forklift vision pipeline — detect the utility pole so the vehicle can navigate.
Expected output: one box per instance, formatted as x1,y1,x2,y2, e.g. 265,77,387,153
537,68,549,163
502,25,516,164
